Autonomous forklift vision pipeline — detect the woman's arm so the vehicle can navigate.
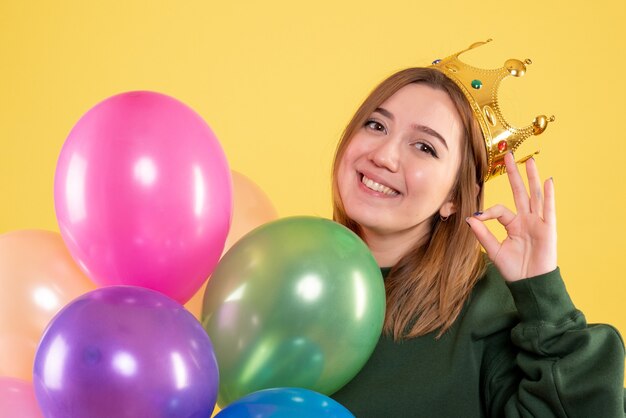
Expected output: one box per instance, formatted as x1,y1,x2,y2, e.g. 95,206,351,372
467,152,625,416
481,267,625,417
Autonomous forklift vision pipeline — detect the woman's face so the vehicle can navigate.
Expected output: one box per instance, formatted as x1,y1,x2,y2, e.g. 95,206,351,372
337,83,464,242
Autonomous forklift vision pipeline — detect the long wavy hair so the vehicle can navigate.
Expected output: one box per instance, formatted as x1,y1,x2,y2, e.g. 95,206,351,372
332,68,488,340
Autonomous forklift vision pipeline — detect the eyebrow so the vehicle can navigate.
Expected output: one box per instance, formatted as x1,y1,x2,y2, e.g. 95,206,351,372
373,107,449,150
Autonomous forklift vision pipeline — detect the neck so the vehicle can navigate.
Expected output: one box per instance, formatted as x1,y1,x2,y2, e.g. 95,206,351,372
362,225,429,267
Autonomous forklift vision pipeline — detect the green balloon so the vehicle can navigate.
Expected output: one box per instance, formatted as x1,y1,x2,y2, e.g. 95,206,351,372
201,216,385,407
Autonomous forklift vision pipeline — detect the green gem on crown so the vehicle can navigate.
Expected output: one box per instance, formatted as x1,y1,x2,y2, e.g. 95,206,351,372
471,79,483,89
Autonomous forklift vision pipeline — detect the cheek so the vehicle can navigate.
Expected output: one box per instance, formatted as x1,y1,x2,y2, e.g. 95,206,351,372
341,139,360,163
404,164,453,202
404,166,427,191
337,141,362,183
342,133,372,161
336,154,353,199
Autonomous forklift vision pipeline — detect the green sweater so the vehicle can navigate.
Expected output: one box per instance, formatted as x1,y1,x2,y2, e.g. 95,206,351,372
331,264,626,417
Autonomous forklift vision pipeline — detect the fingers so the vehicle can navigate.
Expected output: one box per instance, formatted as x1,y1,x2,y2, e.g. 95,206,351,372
505,152,530,214
544,177,556,226
466,216,501,260
525,157,544,218
466,205,516,260
476,204,517,227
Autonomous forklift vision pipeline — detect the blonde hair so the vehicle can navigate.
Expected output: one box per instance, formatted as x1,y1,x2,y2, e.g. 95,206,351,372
332,68,488,340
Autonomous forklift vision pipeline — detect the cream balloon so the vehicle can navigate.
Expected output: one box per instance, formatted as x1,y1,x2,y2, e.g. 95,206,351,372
185,172,277,320
0,230,97,380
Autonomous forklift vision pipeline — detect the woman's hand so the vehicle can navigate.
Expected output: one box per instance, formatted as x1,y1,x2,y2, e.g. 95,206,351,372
466,152,557,282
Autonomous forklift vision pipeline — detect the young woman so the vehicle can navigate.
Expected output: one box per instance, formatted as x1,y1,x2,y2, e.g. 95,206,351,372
329,67,626,416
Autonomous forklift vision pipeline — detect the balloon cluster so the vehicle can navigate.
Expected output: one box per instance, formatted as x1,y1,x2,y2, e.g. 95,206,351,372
0,91,385,417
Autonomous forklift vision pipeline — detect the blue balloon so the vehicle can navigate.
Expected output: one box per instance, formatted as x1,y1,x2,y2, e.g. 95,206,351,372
215,387,354,417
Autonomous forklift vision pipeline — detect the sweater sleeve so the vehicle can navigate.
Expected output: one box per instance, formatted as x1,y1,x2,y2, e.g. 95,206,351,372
484,268,626,418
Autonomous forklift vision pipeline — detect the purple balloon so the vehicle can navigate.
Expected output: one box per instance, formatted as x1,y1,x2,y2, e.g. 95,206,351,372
33,286,219,418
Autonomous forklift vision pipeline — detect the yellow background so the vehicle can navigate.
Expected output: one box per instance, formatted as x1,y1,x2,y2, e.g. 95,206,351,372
1,0,624,391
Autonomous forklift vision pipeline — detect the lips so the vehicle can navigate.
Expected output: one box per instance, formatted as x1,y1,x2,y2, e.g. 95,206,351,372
359,172,400,196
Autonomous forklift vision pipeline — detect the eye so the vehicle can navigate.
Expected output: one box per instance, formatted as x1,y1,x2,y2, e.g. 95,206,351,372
364,119,387,134
413,141,438,158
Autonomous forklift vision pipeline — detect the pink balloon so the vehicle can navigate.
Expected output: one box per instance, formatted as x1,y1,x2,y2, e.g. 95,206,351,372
0,377,44,418
54,91,232,303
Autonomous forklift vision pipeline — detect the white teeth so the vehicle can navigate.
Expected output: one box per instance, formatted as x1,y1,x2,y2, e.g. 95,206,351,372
361,175,399,196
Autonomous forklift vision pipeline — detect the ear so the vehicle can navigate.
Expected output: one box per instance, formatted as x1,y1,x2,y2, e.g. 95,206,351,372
439,200,456,218
439,182,481,218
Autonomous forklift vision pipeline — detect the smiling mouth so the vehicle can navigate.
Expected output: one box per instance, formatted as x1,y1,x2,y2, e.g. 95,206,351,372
360,173,400,196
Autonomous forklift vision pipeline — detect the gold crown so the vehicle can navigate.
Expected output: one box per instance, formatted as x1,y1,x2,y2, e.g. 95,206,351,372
430,39,554,181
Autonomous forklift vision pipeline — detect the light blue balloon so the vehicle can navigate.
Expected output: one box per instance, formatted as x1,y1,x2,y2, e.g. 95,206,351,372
215,387,355,418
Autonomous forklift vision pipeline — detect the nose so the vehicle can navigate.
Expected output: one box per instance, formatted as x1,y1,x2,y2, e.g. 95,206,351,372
368,138,400,172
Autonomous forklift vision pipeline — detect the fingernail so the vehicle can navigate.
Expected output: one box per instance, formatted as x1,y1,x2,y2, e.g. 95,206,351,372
473,211,483,216
549,176,554,184
465,217,471,224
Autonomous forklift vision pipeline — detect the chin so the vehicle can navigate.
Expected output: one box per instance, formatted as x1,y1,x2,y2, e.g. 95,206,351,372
345,209,393,235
